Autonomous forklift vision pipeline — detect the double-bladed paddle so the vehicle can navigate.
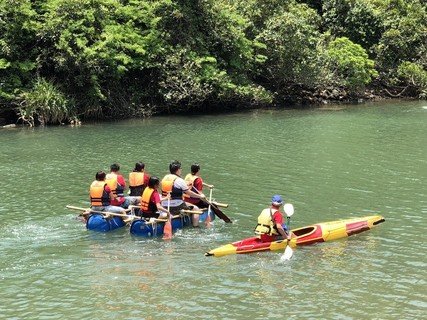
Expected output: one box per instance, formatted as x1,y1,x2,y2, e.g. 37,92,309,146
281,203,294,261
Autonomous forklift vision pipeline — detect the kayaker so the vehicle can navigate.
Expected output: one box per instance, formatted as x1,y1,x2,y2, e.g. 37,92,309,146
183,163,213,208
255,195,290,242
161,160,206,227
128,161,150,197
140,176,170,219
89,171,127,214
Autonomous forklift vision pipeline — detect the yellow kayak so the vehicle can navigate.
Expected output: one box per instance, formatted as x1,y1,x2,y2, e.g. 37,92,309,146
205,215,385,257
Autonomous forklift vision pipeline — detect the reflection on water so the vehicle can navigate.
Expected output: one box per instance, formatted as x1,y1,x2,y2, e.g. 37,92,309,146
0,101,426,319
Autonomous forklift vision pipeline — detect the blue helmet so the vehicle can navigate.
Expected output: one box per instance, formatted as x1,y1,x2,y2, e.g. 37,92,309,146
271,195,283,205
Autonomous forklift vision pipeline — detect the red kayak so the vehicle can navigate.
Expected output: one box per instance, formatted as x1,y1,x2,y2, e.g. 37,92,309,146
205,215,385,257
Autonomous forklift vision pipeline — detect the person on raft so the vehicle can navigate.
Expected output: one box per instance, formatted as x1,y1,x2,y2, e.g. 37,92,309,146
89,171,127,214
128,161,150,201
184,163,214,209
139,176,170,219
106,163,138,208
161,160,206,227
254,195,291,242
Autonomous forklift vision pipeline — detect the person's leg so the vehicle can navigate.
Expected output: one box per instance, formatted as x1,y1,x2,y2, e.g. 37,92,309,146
105,205,126,214
119,198,130,209
184,202,200,227
125,196,140,206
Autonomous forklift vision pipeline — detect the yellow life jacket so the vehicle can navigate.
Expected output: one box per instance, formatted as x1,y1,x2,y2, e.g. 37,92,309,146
254,208,279,236
90,180,110,206
140,187,156,213
106,172,125,196
129,172,144,187
183,173,198,200
106,173,118,195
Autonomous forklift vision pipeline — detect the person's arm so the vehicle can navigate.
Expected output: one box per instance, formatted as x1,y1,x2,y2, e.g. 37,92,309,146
154,192,170,215
184,189,205,199
118,175,126,188
104,185,115,201
156,202,170,215
276,223,289,239
177,178,205,199
274,212,289,239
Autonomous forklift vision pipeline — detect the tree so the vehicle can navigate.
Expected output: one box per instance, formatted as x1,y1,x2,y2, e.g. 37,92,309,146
326,37,378,92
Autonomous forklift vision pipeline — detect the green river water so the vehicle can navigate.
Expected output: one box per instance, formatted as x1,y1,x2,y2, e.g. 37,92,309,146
0,100,426,319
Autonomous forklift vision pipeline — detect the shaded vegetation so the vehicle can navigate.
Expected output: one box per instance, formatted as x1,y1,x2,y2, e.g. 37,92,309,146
0,0,426,124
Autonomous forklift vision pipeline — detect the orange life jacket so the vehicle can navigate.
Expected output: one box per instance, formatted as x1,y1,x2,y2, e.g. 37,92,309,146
140,187,157,213
90,180,110,206
129,171,145,196
161,174,183,200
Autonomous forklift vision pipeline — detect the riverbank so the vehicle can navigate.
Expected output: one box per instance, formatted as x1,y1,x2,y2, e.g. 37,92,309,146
0,88,423,128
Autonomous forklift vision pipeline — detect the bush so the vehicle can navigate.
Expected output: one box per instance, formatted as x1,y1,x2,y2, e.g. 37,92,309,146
397,61,427,98
18,78,72,126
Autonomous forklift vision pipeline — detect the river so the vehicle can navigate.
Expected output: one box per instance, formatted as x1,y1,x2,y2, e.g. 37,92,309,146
0,100,426,319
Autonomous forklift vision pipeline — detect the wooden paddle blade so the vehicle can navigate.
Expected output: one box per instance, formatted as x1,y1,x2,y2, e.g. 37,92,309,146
162,220,172,240
207,201,232,223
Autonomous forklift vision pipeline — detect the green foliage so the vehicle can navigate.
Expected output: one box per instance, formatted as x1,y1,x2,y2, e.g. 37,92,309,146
1,0,426,123
397,61,427,98
0,0,39,102
255,2,323,91
374,0,427,82
18,78,71,126
326,37,378,91
322,0,383,51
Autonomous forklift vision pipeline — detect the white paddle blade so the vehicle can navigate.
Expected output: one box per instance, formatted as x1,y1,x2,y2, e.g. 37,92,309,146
281,245,293,261
284,203,294,217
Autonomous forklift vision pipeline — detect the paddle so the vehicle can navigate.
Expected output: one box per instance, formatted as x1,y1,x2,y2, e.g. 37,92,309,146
66,205,131,218
162,194,172,240
192,188,232,223
212,201,228,208
205,188,213,228
281,203,295,261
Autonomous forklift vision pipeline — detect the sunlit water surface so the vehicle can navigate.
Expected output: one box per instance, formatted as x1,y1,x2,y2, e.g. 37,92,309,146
0,100,426,319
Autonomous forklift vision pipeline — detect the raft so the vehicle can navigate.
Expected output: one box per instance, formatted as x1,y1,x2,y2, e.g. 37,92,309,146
205,215,385,257
85,208,215,234
130,209,215,237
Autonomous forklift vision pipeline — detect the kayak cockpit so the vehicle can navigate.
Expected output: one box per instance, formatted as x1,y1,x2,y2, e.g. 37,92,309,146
292,226,316,237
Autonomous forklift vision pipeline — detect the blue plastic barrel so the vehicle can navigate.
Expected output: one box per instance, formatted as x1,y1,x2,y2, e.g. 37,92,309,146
86,213,125,232
198,209,215,223
130,219,162,237
109,216,125,230
86,213,110,232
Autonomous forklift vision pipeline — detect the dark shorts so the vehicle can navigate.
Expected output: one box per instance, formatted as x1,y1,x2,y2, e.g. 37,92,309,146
170,203,192,215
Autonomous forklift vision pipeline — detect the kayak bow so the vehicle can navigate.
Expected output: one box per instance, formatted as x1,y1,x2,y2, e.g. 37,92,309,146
205,215,385,257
